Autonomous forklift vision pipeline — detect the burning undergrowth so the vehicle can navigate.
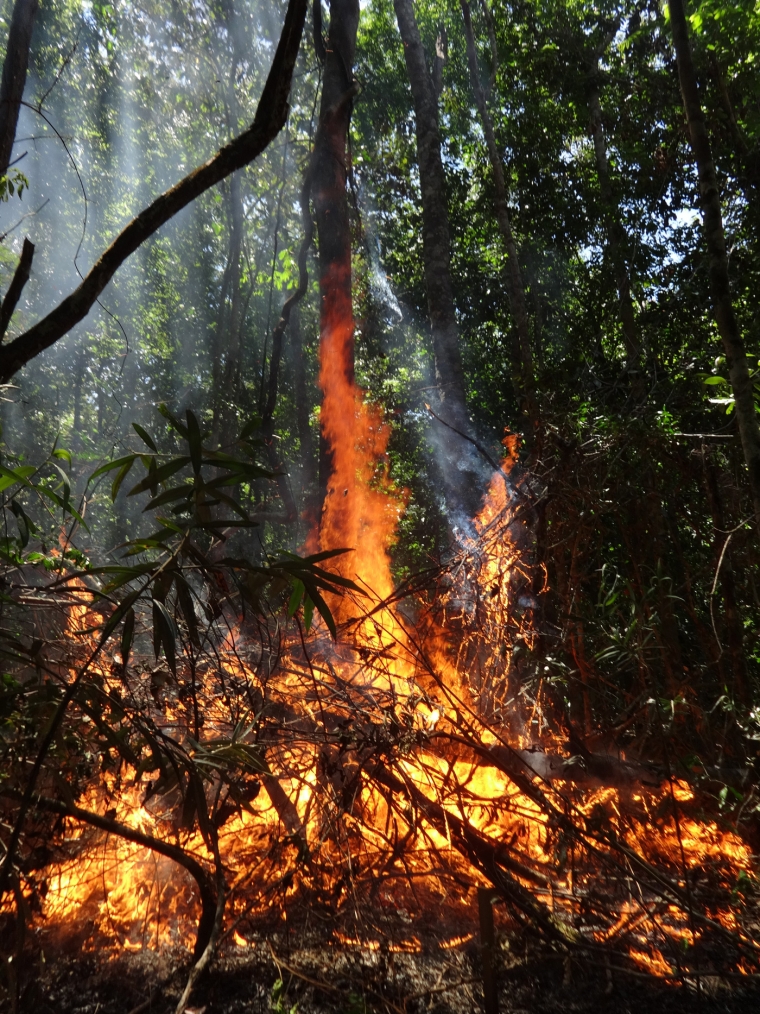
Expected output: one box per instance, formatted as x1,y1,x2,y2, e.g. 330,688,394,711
0,409,758,1014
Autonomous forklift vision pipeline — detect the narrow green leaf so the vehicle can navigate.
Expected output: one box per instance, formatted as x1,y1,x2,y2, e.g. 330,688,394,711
90,454,138,481
287,578,304,617
132,423,158,452
127,456,191,496
111,457,136,501
120,607,135,666
186,409,203,474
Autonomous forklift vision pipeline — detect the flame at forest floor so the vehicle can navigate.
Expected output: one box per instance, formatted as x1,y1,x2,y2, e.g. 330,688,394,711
4,329,760,997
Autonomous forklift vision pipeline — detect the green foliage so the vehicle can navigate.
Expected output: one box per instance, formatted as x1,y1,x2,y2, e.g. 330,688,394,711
0,169,28,202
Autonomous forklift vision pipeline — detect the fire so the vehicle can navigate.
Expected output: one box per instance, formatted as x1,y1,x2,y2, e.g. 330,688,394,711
7,261,758,988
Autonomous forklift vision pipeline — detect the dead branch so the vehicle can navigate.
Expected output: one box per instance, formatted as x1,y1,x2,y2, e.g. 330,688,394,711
22,791,218,959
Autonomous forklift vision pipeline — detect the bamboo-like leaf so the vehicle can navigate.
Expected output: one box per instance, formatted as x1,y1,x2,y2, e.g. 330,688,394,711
303,594,314,631
9,501,36,549
127,456,191,496
175,573,199,646
158,402,189,438
120,607,135,667
186,409,203,474
302,580,336,638
132,422,158,452
152,598,177,673
90,454,139,481
100,588,142,643
111,457,136,501
287,578,304,617
142,483,192,512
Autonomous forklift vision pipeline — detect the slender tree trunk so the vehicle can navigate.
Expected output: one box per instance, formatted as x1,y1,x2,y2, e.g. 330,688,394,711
289,305,317,501
0,0,38,179
216,170,244,441
392,0,469,437
586,60,640,365
312,0,360,502
460,0,538,440
669,0,760,533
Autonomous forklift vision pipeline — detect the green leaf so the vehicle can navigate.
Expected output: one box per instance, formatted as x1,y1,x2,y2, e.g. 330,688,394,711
132,423,158,452
287,578,304,617
52,448,72,465
239,416,261,441
120,607,135,666
100,588,142,643
10,500,35,549
175,573,199,646
111,457,136,501
0,463,35,492
303,580,336,638
704,376,727,385
90,454,139,481
152,598,177,673
142,483,192,512
127,456,191,496
186,409,203,474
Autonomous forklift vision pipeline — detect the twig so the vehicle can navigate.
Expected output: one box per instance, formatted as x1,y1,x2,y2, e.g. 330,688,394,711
425,402,504,474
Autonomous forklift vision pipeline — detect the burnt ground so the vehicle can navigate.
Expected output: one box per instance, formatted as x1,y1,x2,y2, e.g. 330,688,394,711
14,928,760,1014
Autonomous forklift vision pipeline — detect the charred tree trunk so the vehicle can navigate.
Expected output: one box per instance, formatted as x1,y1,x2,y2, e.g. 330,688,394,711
0,0,38,179
460,0,538,442
312,0,360,504
669,0,760,534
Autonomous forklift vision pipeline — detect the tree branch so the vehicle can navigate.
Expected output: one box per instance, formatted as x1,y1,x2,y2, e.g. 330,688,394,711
0,236,33,341
0,0,39,179
0,0,308,383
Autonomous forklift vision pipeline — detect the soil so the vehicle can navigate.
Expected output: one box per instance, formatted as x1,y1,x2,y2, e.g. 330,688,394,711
14,927,760,1014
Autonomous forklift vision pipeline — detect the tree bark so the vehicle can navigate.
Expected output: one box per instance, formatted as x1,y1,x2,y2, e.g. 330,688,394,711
0,0,39,179
0,236,33,340
312,0,360,501
586,58,641,365
392,0,470,437
460,0,538,439
669,0,760,533
0,0,308,383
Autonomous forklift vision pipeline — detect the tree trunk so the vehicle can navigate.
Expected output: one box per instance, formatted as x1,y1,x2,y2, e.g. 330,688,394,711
214,170,244,443
586,59,641,365
393,0,484,513
289,306,317,496
669,0,760,534
460,0,538,441
312,0,360,504
0,0,38,179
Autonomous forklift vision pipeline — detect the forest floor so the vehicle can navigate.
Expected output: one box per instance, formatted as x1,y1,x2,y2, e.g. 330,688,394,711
19,918,760,1014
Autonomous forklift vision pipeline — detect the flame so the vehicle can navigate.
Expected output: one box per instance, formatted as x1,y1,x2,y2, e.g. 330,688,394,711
13,260,758,983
